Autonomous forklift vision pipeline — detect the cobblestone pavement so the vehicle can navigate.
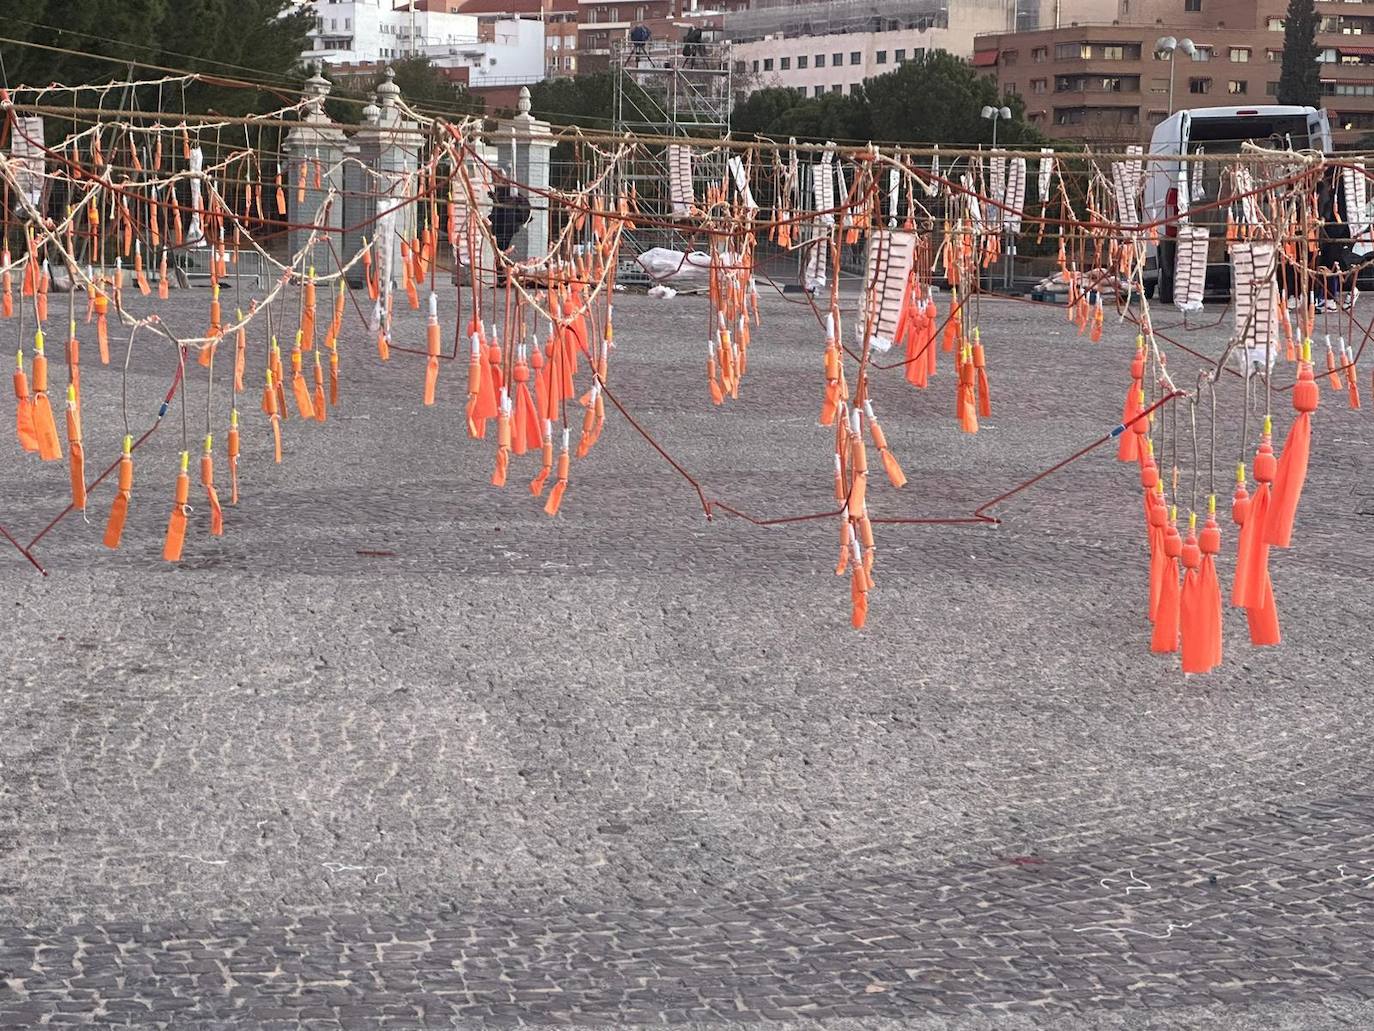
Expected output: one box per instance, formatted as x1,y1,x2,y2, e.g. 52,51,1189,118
2,283,1373,1028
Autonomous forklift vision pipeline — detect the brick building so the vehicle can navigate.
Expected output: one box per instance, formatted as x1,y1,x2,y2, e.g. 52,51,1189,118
978,0,1374,145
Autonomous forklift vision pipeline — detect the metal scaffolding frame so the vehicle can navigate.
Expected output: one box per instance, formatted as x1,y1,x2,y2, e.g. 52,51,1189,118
612,38,733,273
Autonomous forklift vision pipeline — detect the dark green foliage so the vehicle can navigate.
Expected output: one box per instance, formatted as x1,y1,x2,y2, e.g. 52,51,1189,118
1277,0,1320,108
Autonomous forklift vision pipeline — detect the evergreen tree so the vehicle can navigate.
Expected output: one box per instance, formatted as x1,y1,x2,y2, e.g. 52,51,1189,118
1278,0,1321,108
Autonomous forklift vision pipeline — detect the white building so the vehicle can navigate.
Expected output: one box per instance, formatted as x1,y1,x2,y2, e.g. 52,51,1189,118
301,0,544,86
727,0,1015,98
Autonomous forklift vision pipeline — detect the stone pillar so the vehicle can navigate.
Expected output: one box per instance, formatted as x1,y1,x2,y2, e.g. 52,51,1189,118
488,86,557,264
342,95,381,289
349,68,423,293
283,69,347,264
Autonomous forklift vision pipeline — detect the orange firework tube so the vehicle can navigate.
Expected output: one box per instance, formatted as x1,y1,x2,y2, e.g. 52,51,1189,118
362,238,378,301
163,451,191,562
863,400,906,489
297,160,307,204
201,284,222,367
134,242,151,296
29,330,62,461
576,384,598,458
847,410,868,519
2,248,12,317
330,279,345,343
290,332,315,420
275,172,286,215
465,330,483,437
103,435,134,549
544,429,571,516
313,158,323,190
270,340,288,419
66,321,81,406
264,370,283,463
530,419,554,496
492,394,511,487
419,294,441,406
312,351,326,422
227,408,241,505
402,249,419,310
65,385,86,512
14,350,38,453
301,270,316,351
157,248,169,300
234,310,247,392
1324,335,1342,391
971,329,992,419
201,435,223,536
36,261,49,322
94,290,110,364
328,340,339,407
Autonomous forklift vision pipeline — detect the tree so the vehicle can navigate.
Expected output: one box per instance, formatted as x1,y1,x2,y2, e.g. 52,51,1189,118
527,73,619,131
1278,0,1320,108
726,53,1038,147
858,51,1039,146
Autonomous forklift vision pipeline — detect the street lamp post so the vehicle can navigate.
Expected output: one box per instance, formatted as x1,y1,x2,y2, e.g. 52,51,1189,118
1154,35,1197,116
982,105,1014,288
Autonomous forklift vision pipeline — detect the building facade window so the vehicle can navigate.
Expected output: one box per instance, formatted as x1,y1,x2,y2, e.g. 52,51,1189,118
1227,79,1247,93
797,55,808,68
850,51,861,64
1189,77,1211,93
1267,17,1284,30
751,60,759,72
1266,80,1278,94
895,49,906,61
833,52,843,65
1185,0,1200,10
876,50,887,64
1266,49,1281,62
1032,46,1047,62
815,53,825,67
1031,78,1047,93
1192,46,1212,61
763,58,773,70
1230,47,1250,62
814,84,824,96
780,56,790,69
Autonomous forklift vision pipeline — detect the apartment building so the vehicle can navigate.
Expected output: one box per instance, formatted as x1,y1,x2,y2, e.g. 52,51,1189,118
576,0,745,73
301,1,545,86
979,0,1374,144
725,0,1015,98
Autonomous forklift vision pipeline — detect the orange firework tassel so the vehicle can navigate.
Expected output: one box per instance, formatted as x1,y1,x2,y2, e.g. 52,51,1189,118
1345,340,1362,409
157,249,169,300
29,331,62,462
265,371,283,464
65,385,86,512
328,340,339,407
227,408,241,505
201,436,223,536
201,285,222,368
297,160,307,204
1150,510,1182,654
1118,342,1145,461
1264,344,1317,549
957,345,978,433
423,294,440,406
14,350,38,453
103,436,134,549
544,430,570,516
1178,514,1207,672
1198,500,1224,670
275,172,286,215
163,451,191,562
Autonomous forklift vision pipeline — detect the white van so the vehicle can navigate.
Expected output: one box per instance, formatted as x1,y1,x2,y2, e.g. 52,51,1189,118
1142,105,1333,302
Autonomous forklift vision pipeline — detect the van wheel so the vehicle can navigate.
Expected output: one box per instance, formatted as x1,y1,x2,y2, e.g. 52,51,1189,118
1157,243,1175,304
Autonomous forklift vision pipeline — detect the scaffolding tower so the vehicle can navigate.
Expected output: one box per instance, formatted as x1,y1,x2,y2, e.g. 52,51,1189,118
611,38,732,275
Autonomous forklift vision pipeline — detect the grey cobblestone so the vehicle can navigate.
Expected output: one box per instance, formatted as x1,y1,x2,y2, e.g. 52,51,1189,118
2,290,1373,1027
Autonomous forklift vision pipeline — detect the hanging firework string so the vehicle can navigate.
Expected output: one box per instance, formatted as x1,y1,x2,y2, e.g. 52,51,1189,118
0,67,1368,668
